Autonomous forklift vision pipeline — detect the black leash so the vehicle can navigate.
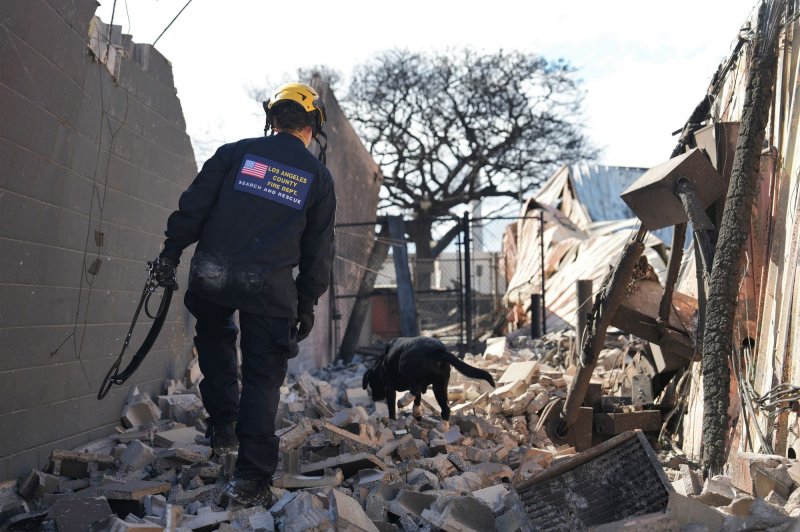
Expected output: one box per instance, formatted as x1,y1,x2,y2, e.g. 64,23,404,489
97,262,174,400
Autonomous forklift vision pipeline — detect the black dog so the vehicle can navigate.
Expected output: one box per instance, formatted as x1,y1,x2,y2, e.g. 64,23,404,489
362,336,495,421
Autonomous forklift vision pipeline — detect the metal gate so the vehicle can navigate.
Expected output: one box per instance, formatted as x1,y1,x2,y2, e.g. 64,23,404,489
329,213,544,359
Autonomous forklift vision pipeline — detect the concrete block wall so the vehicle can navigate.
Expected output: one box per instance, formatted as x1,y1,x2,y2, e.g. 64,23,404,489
0,1,197,480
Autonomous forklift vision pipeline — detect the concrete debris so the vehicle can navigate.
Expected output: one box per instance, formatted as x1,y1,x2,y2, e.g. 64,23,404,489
122,387,163,429
119,440,157,470
230,505,275,530
420,495,496,532
153,427,205,449
49,495,114,531
472,484,510,513
7,332,800,531
49,449,115,478
330,488,380,531
696,475,738,507
751,462,794,500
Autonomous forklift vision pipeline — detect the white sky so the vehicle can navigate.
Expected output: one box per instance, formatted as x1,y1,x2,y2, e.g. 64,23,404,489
96,0,759,170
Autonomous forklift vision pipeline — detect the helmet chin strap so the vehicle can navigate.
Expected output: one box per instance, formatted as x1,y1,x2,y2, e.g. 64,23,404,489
314,130,327,165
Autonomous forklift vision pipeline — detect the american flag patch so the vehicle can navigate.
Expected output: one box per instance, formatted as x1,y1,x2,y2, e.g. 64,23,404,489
240,159,268,179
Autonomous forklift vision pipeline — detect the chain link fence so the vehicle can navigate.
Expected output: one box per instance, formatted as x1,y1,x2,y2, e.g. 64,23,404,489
329,215,535,357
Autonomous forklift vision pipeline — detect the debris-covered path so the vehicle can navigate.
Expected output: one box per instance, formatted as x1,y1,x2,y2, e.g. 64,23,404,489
2,332,799,530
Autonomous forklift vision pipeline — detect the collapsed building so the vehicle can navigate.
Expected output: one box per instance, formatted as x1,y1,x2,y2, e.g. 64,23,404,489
5,0,800,530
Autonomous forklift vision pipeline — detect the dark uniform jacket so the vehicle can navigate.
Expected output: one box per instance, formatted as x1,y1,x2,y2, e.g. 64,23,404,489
161,132,336,318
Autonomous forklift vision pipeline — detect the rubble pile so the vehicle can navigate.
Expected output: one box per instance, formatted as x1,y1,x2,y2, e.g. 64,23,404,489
1,333,799,530
657,452,800,531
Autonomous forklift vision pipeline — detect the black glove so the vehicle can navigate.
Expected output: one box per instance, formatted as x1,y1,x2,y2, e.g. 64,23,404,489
151,256,179,290
297,299,315,342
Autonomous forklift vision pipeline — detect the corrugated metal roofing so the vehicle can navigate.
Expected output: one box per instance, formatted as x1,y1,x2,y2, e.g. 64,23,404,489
568,163,648,222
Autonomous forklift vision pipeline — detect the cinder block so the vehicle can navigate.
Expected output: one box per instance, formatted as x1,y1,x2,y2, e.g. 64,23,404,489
8,0,85,82
330,489,380,532
0,371,16,415
51,399,81,441
8,146,41,192
0,31,37,99
727,452,787,494
498,361,538,385
6,449,42,484
44,0,90,36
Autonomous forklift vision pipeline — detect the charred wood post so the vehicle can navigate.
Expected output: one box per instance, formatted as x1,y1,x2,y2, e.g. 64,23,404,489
338,223,391,362
561,227,647,429
702,0,784,475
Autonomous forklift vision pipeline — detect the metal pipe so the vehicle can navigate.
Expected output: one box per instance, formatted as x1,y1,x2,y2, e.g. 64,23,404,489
457,229,464,356
462,212,473,353
540,209,547,335
531,294,542,339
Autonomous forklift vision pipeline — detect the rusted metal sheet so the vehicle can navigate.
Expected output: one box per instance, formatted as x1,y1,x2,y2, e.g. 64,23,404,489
610,279,698,360
516,430,673,530
693,122,740,187
543,400,594,452
594,411,662,435
620,148,725,231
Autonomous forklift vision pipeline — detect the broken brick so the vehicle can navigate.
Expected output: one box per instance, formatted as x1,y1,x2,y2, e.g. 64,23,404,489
152,427,203,449
389,490,436,519
497,361,538,385
122,389,162,429
49,449,114,478
330,489,380,532
301,452,385,479
420,496,495,532
118,441,156,470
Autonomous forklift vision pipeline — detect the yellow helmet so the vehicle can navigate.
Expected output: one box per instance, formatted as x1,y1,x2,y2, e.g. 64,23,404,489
264,82,327,137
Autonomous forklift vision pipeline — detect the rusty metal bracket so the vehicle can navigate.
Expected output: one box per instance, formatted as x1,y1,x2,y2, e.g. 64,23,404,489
675,178,717,275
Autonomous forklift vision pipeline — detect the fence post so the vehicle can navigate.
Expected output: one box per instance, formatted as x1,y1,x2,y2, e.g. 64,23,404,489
539,209,547,335
387,216,419,337
530,293,542,339
462,212,473,353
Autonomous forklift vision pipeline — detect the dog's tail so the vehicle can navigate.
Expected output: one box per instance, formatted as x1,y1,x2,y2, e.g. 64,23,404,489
434,349,495,387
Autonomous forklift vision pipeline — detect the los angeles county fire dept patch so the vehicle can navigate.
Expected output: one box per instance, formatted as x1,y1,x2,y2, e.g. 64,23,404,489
234,153,313,211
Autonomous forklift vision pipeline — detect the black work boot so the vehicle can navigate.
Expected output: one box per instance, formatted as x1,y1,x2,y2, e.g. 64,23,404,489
220,477,275,507
200,422,238,455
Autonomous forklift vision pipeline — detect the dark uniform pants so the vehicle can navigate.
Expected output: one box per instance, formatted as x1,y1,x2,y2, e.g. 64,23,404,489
184,290,295,481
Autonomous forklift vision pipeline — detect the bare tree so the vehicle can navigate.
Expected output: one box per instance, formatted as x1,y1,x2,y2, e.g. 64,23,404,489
346,48,594,286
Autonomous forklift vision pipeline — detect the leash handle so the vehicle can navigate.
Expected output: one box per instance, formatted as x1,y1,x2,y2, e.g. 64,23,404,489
97,267,169,400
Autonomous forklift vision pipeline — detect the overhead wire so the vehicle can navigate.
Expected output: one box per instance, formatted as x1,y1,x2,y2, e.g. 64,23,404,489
50,0,132,390
153,0,194,47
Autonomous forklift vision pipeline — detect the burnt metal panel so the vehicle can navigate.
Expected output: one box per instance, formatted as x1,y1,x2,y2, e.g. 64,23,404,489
620,148,725,231
516,430,672,531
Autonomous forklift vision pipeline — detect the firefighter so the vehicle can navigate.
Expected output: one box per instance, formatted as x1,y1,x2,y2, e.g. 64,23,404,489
151,82,336,505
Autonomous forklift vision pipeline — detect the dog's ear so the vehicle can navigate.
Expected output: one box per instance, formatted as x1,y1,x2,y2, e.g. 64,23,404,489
362,369,371,390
